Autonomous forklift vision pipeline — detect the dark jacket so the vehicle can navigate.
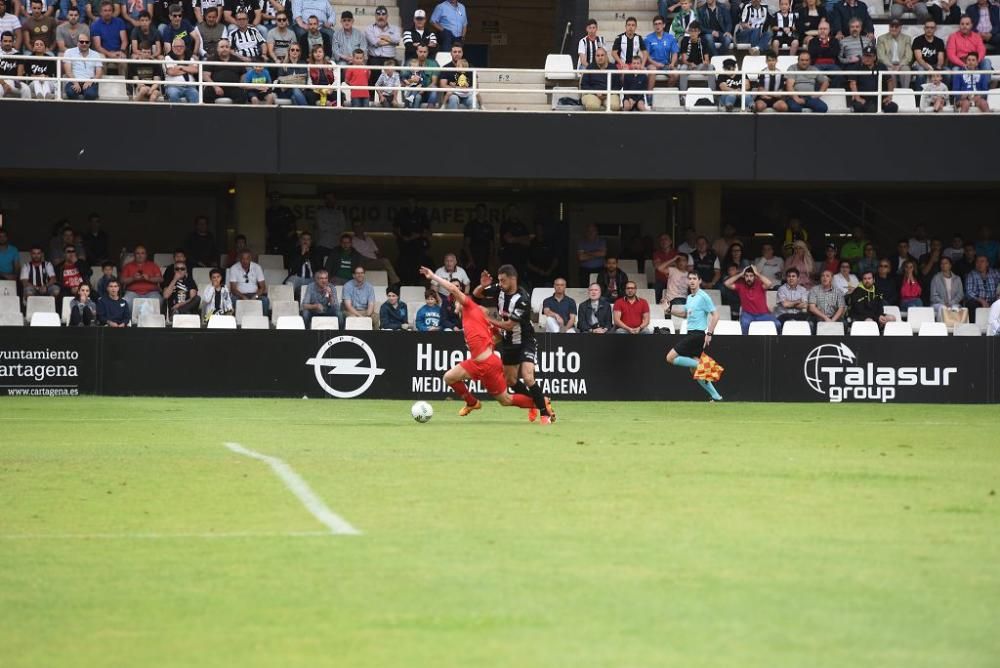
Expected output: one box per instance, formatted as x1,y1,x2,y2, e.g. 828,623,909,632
379,301,409,330
577,298,614,333
286,247,325,279
580,63,621,91
699,2,734,36
830,0,873,37
873,275,898,306
596,268,629,301
966,3,1000,39
96,295,130,326
298,31,333,59
849,285,885,321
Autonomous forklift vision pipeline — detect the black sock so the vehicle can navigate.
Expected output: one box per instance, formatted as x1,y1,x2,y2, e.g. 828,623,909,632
526,382,548,415
512,380,530,395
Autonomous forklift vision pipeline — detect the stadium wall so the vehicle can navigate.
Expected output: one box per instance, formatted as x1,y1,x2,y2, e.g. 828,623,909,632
3,104,999,183
1,329,995,404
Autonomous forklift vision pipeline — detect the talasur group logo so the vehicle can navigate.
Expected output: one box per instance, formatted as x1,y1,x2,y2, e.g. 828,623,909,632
803,342,957,403
306,336,385,398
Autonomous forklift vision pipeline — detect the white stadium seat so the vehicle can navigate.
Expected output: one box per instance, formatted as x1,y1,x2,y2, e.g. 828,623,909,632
171,314,201,329
61,297,73,325
883,305,902,322
139,314,165,328
974,307,991,333
131,298,161,324
276,315,306,330
263,269,287,289
714,320,743,335
907,307,935,333
954,323,981,337
781,320,812,336
883,321,912,336
0,279,17,296
310,316,340,330
241,315,270,330
816,321,845,336
193,268,212,288
0,295,21,314
0,311,23,327
704,289,722,305
30,311,61,327
345,316,373,331
544,53,576,81
716,305,732,321
25,296,56,322
365,271,388,286
269,284,294,303
235,299,264,326
270,300,300,324
206,314,237,329
850,321,880,336
748,321,778,335
765,290,777,311
258,254,285,270
405,301,422,326
918,322,948,336
530,288,554,318
400,286,426,303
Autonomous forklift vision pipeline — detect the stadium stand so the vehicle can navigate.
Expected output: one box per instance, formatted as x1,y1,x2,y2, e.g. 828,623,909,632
310,316,340,330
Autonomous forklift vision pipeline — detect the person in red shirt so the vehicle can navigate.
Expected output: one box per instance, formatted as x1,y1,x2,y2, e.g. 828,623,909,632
613,281,651,334
120,244,163,310
724,264,782,334
345,48,370,107
418,266,554,421
55,245,92,305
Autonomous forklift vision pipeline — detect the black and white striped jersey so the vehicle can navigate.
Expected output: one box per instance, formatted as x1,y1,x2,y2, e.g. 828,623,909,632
484,284,534,347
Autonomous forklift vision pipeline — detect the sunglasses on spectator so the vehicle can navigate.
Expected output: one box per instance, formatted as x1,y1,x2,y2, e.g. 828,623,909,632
277,17,287,21
879,264,890,268
376,9,387,15
175,266,186,271
171,13,181,17
78,39,90,44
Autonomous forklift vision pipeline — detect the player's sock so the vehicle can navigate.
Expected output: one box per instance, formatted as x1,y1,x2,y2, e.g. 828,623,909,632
510,394,534,409
696,379,723,401
512,380,530,395
526,382,549,416
672,356,699,369
449,381,477,406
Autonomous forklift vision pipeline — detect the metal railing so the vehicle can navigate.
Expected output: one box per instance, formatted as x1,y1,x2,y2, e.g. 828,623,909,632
2,54,996,114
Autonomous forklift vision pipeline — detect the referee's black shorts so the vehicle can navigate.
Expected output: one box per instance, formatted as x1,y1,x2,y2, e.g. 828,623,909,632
501,340,538,366
672,330,706,358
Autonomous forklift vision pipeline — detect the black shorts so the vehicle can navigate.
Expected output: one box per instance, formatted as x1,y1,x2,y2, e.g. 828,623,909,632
501,340,538,367
672,330,706,358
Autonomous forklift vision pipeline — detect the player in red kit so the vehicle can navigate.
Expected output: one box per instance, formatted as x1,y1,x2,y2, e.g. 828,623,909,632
419,266,540,417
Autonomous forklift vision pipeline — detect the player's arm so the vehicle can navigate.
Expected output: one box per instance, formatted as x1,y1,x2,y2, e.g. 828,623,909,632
471,270,493,299
419,266,468,304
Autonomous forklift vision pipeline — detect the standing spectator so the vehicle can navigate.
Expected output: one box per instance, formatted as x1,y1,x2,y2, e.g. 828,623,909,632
434,253,470,297
775,268,810,324
56,246,91,304
197,6,225,58
227,248,268,313
379,287,409,330
342,266,378,327
784,51,829,113
324,233,363,285
946,16,988,68
964,256,999,310
577,283,613,334
314,191,348,253
403,8,437,61
498,208,531,276
185,216,220,268
596,256,629,302
724,265,781,333
120,245,162,310
652,233,680,303
394,199,431,284
332,11,364,64
365,5,399,95
284,231,322,298
612,16,647,68
877,19,912,89
225,10,265,61
874,258,900,306
808,270,846,325
966,0,1000,52
542,278,577,333
691,235,722,288
891,0,929,21
754,242,783,284
403,42,439,108
431,0,467,52
351,220,400,286
576,223,606,287
56,7,88,54
68,283,97,326
754,51,788,113
953,52,991,113
580,47,621,111
162,258,200,319
929,257,965,319
345,48,370,106
203,38,248,104
298,14,332,58
848,46,898,114
526,223,558,289
832,260,859,296
0,230,19,284
290,0,333,40
850,270,894,328
300,268,338,326
96,279,130,327
95,262,117,299
613,281,651,334
898,260,923,309
976,226,999,267
200,267,234,322
462,203,495,276
20,246,59,300
415,288,442,331
90,1,127,67
699,0,734,55
830,0,874,39
578,18,604,69
163,37,201,103
62,31,103,100
912,20,946,88
660,253,691,316
735,0,771,54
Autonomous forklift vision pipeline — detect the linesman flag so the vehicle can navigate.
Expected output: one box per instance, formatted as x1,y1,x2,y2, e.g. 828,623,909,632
693,353,724,382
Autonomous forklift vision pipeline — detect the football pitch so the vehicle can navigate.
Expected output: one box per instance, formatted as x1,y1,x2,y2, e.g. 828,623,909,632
1,397,998,667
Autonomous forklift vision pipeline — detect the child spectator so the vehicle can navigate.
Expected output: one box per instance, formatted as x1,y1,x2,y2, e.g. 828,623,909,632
920,72,948,113
622,54,649,111
375,57,401,107
242,59,276,104
345,48,370,107
415,289,442,331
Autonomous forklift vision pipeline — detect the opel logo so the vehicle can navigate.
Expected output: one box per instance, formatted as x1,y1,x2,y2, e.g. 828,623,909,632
305,335,385,398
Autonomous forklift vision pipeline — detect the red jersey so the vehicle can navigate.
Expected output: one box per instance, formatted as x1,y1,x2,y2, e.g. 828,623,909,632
462,302,494,358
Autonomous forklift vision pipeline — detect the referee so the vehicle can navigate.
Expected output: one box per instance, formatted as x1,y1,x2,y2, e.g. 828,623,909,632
666,269,723,401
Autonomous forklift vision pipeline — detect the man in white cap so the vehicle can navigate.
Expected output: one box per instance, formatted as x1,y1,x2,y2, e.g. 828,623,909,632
403,8,438,61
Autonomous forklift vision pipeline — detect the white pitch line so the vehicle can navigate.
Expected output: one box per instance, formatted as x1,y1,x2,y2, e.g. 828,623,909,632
0,531,330,540
224,442,361,536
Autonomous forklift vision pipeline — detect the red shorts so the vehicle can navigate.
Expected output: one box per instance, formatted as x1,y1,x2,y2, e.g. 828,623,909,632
460,355,507,397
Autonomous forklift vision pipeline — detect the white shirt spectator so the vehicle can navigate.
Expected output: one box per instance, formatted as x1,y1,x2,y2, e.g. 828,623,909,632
20,260,56,285
989,299,1000,336
754,255,784,284
908,237,929,260
434,265,470,296
365,22,401,58
351,232,380,260
832,272,859,296
227,261,266,295
63,46,104,79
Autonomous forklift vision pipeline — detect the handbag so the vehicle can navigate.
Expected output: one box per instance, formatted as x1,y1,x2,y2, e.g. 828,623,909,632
941,307,968,329
693,353,724,382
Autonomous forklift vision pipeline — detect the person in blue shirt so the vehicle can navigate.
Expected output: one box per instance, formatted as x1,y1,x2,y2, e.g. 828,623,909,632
645,15,679,94
0,230,20,284
415,288,442,331
666,270,723,401
952,53,990,114
430,0,467,51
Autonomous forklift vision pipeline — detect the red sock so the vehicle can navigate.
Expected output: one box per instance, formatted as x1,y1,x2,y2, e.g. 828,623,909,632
511,393,534,409
450,381,477,406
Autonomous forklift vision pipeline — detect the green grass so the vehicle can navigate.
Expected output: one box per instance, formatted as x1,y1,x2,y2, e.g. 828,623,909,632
1,398,999,667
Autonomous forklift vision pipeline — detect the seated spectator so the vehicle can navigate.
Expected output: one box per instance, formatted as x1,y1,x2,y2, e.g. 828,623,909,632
874,258,900,306
929,256,966,319
920,73,948,112
808,269,846,324
691,235,722,288
839,18,870,71
676,22,714,92
832,260,858,296
120,244,162,310
185,216,220,268
351,220,400,286
855,243,879,277
952,52,990,113
797,0,826,48
441,279,463,331
716,57,747,111
265,10,295,62
753,242,783,284
402,43,438,108
966,0,1000,51
95,261,117,299
596,256,629,302
613,281,651,334
345,48,370,107
300,15,333,60
943,235,965,263
735,0,772,53
725,265,781,334
342,265,378,328
0,230,19,284
196,7,224,59
831,1,874,41
274,43,308,105
660,253,691,316
97,279,130,327
443,56,476,110
898,260,923,308
581,47,622,111
850,270,895,328
918,238,943,288
820,243,840,275
808,20,840,78
976,225,999,268
403,8,437,61
126,40,163,101
783,240,816,289
946,16,989,70
305,43,338,106
754,52,788,113
839,226,867,265
769,0,800,56
775,268,810,323
49,227,76,267
785,51,829,113
954,242,978,277
542,277,577,333
699,0,733,56
324,233,364,286
877,19,912,89
161,249,191,286
379,286,409,330
55,8,89,55
227,249,269,313
671,0,698,40
434,253,470,298
200,267,234,322
130,12,161,58
56,245,91,305
577,17,604,69
162,258,200,319
161,4,202,57
849,45,900,113
23,37,57,99
891,0,929,21
577,282,613,334
415,288,442,331
62,30,104,100
621,54,649,111
284,231,323,298
963,255,999,310
242,57,277,104
646,15,679,90
374,58,402,107
912,21,946,88
300,268,338,326
891,238,918,274
224,11,266,61
68,283,97,326
90,1,128,67
203,39,247,104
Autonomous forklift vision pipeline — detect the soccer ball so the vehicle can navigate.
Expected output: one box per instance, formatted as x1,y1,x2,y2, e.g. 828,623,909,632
411,401,433,423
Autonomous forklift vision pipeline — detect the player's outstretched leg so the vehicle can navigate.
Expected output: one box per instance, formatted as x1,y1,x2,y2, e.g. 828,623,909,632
444,366,481,416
